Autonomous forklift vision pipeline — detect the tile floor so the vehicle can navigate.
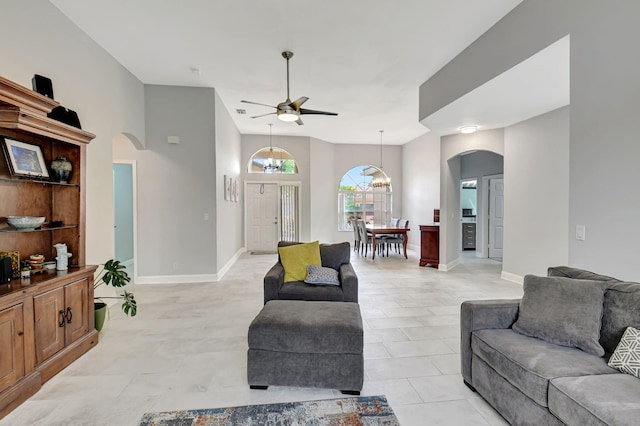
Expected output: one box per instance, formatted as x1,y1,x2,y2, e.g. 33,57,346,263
1,248,524,425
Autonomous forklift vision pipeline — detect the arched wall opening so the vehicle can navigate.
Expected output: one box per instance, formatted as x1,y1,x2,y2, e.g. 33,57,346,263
439,129,504,271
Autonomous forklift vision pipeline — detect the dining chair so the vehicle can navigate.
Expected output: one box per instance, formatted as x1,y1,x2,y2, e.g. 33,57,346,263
385,219,409,255
352,221,361,252
357,219,372,257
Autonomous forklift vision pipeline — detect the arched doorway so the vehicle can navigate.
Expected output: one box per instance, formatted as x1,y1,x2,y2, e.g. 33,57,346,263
439,130,504,271
112,132,143,282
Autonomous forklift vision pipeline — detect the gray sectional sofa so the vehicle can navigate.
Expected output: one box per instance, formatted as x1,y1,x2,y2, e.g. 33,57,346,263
461,266,640,425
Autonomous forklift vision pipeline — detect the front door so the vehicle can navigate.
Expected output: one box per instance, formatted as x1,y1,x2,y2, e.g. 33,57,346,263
246,183,279,252
488,178,504,259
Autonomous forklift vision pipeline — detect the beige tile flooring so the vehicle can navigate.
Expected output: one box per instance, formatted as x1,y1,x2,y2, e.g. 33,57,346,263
1,248,524,425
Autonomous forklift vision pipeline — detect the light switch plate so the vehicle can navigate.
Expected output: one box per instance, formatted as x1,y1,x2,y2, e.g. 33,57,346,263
167,136,180,144
576,225,586,241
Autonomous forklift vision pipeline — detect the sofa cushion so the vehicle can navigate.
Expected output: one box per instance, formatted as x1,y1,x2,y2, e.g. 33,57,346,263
278,281,345,301
278,241,321,282
608,326,640,378
601,282,640,356
472,329,616,407
319,242,351,270
547,266,620,283
512,275,607,356
549,374,640,425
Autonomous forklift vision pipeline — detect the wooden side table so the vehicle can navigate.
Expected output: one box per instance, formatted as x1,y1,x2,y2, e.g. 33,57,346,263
419,225,439,268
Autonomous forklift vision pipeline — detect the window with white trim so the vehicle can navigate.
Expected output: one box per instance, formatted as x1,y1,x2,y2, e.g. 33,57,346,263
338,165,392,231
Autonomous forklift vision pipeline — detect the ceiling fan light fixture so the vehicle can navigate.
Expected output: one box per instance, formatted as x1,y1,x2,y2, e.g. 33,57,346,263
277,111,300,122
459,125,478,134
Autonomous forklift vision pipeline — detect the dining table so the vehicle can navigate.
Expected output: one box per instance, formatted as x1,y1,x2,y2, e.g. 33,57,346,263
366,224,410,260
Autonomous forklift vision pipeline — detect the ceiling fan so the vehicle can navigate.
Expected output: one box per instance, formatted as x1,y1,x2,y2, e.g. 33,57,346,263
241,51,338,125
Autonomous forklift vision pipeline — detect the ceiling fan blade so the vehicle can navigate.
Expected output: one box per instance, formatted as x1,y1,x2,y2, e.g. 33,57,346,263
299,108,338,116
295,117,304,125
290,96,309,109
250,112,277,119
241,100,277,109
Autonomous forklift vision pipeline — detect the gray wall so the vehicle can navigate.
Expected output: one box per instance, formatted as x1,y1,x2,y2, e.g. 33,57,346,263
420,0,640,281
215,92,243,271
139,85,217,277
461,151,503,180
402,131,441,251
2,0,146,266
504,106,569,278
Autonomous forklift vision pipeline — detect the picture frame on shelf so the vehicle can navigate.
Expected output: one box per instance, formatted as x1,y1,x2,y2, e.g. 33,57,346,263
1,137,50,179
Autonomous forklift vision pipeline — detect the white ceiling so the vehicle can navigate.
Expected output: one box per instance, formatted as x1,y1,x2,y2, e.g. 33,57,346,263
49,0,561,145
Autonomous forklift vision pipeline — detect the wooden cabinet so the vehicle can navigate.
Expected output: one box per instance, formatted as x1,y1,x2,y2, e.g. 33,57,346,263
462,223,476,250
34,277,90,365
0,76,97,418
419,225,439,268
0,303,25,394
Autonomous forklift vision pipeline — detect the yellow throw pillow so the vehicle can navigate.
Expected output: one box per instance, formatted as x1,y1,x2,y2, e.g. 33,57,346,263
278,241,322,282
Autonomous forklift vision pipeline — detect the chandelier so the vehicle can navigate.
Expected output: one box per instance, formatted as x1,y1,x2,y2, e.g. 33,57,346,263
264,124,281,173
371,130,391,188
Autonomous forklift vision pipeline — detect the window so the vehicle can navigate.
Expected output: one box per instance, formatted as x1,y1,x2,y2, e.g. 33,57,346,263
248,147,298,174
338,165,392,231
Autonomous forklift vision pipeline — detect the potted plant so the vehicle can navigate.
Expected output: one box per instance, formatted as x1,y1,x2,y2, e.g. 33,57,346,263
94,259,137,331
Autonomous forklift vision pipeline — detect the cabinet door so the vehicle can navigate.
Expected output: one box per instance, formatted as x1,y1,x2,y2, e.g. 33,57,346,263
0,304,25,393
34,288,66,364
64,278,89,345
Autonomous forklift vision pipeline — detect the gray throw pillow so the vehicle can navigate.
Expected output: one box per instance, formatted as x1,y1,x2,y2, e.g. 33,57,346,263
304,265,340,286
512,275,607,357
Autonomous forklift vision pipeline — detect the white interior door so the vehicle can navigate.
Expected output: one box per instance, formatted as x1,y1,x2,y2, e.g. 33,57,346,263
488,178,504,259
246,183,279,252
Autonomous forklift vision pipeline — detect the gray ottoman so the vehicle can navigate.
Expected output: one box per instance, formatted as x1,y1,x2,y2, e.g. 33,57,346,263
247,300,363,394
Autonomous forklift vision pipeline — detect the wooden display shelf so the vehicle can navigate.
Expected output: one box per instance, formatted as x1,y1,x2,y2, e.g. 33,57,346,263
0,225,78,234
0,75,95,420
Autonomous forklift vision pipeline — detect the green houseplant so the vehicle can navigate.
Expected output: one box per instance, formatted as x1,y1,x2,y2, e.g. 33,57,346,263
94,259,137,331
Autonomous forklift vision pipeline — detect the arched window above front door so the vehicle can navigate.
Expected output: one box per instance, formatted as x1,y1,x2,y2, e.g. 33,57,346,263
248,147,298,174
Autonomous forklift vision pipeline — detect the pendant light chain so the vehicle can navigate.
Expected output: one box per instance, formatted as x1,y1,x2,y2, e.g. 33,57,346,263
379,130,384,169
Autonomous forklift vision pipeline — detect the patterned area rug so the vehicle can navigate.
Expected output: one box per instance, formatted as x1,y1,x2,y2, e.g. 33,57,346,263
138,395,400,425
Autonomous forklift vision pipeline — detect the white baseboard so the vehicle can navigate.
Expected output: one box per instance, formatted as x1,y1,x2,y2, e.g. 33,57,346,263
135,248,245,284
216,248,245,280
136,273,219,285
439,257,460,271
501,271,524,285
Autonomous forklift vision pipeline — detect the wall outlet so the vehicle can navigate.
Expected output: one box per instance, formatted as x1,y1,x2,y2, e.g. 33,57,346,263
576,225,586,241
167,135,180,144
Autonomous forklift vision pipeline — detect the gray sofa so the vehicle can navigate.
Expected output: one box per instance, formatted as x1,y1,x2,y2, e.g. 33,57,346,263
263,241,358,304
461,266,640,425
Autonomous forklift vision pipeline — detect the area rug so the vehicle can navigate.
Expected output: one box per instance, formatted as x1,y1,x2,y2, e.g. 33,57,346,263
138,395,400,425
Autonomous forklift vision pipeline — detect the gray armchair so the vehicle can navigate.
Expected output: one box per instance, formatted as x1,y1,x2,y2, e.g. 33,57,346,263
263,241,358,304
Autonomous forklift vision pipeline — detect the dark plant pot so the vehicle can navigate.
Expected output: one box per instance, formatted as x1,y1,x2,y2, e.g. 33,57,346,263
94,302,107,331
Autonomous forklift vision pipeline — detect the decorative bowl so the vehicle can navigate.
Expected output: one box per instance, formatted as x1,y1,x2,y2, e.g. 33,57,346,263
6,216,46,231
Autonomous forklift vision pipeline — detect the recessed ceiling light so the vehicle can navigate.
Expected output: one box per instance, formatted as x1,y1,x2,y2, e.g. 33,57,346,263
459,126,478,134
